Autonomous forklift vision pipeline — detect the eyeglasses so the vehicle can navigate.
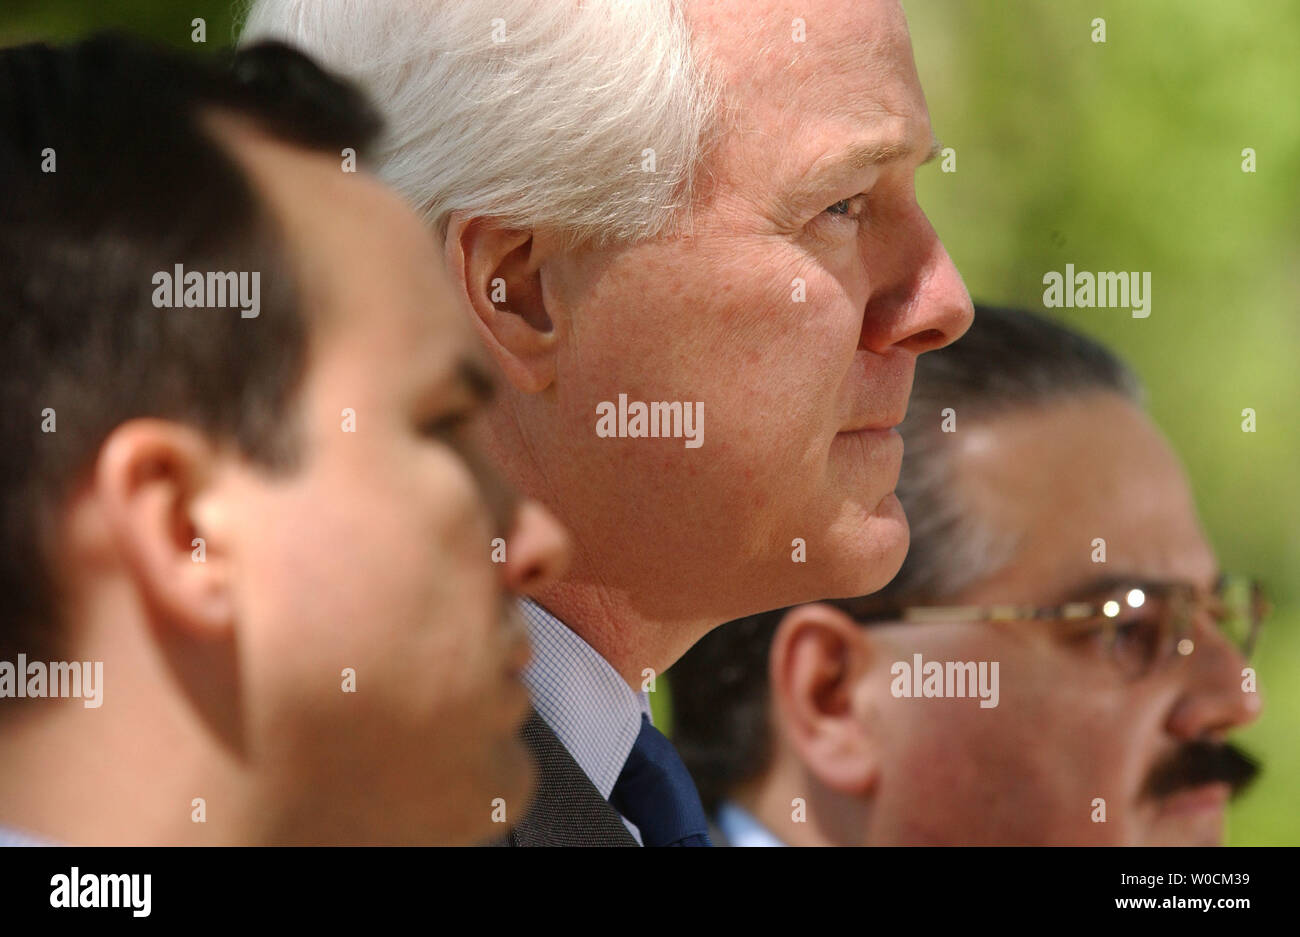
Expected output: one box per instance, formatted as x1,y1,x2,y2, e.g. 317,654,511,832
851,574,1269,680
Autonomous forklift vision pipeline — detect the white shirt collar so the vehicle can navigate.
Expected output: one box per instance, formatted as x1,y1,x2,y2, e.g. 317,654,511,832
518,598,652,802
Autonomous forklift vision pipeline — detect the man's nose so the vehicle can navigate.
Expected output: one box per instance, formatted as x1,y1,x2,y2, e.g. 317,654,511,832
1164,615,1263,739
500,499,571,597
860,204,974,356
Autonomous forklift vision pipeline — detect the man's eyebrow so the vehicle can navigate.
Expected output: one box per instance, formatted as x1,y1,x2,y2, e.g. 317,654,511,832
1059,572,1218,602
847,136,943,169
788,135,943,203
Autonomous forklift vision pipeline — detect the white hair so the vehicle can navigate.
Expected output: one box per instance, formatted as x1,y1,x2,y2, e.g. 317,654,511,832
239,0,720,246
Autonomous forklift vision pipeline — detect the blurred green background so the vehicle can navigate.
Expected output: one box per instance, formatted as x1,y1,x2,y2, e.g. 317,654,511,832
2,1,1294,844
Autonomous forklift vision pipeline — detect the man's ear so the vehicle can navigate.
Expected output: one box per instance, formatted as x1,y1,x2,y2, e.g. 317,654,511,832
94,419,235,638
768,603,880,797
444,210,556,394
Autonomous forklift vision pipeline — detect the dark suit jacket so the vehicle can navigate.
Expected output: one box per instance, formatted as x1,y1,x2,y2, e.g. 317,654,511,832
495,709,638,847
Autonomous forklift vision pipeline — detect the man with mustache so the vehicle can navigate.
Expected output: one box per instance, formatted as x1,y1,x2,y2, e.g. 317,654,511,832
0,35,568,845
242,0,973,844
673,305,1264,846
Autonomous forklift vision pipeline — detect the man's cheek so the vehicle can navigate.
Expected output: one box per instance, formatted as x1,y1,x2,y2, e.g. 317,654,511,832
748,272,833,344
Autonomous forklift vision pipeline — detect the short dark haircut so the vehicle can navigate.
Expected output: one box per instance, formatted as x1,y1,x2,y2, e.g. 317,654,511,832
672,304,1144,811
0,33,382,659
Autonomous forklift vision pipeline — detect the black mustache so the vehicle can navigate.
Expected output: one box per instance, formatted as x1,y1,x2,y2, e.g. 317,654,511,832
1143,740,1260,801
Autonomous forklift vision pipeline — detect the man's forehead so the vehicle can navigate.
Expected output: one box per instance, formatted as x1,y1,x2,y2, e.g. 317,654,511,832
688,0,919,100
952,396,1218,603
688,0,930,184
688,0,911,56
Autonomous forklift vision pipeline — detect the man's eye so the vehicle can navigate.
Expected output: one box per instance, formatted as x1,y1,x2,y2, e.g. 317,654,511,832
1112,618,1160,654
1065,625,1109,654
818,193,869,227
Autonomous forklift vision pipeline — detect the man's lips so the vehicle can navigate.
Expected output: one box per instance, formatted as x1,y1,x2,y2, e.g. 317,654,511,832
1157,781,1231,817
838,408,907,436
835,419,904,448
832,417,905,466
837,424,901,438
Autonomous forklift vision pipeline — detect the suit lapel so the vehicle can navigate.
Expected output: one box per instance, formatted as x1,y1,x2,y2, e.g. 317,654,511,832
497,709,638,847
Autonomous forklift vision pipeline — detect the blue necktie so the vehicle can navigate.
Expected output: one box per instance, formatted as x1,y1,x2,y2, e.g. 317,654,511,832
610,714,712,847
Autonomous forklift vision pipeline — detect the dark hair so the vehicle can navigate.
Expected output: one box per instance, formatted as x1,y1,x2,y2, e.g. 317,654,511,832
672,304,1143,811
0,33,382,659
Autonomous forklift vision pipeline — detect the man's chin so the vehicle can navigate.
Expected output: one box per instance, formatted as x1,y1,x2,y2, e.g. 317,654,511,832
821,491,909,598
1141,803,1228,846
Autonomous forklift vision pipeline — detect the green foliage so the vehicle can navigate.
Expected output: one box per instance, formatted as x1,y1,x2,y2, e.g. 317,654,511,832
0,0,240,49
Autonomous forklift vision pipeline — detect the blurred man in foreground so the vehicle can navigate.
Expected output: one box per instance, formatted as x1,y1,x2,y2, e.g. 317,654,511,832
673,305,1265,846
0,35,567,845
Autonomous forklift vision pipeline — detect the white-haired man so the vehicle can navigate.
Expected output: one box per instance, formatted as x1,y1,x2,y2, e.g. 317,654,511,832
242,0,974,845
